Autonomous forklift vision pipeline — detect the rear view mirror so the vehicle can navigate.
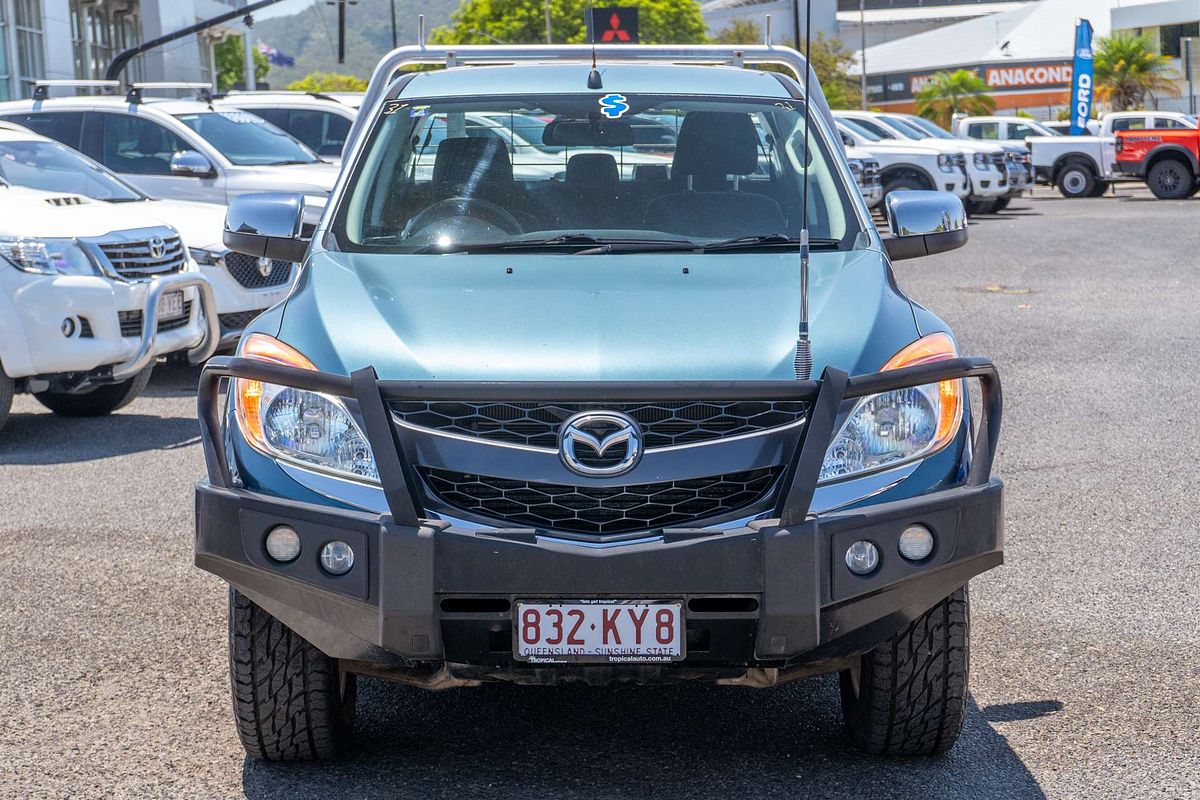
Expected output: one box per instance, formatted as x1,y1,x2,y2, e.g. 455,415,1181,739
882,190,968,261
542,118,634,147
224,192,309,263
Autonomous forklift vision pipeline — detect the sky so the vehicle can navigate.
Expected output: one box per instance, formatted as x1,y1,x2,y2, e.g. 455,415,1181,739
255,0,314,20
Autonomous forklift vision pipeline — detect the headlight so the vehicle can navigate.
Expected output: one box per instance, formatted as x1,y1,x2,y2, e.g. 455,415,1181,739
234,333,379,483
819,333,964,483
192,248,226,267
0,237,98,276
936,154,954,171
973,153,989,170
847,158,864,179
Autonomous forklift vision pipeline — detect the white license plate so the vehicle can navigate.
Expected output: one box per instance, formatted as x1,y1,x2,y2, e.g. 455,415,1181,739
157,291,185,320
515,600,684,664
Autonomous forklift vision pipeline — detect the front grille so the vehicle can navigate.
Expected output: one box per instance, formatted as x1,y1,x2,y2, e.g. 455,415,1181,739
989,152,1006,169
118,301,193,337
422,466,782,535
224,253,294,289
219,309,266,332
78,317,93,338
392,400,808,449
98,235,186,279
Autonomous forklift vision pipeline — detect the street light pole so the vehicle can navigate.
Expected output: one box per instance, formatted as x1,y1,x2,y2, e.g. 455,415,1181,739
241,10,256,91
545,0,552,44
390,0,398,49
859,0,867,110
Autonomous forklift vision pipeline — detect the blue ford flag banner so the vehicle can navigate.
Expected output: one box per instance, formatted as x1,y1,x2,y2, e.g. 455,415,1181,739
1070,19,1095,135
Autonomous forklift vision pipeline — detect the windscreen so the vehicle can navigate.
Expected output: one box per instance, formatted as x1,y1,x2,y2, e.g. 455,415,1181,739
878,116,933,141
174,110,319,166
0,139,143,201
901,116,956,139
335,94,858,254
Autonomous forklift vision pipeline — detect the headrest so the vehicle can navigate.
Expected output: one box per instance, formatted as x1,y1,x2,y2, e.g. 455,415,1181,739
431,137,513,186
566,153,619,191
672,112,761,186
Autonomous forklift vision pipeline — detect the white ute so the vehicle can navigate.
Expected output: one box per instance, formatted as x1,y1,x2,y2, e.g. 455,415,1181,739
835,118,969,202
0,122,293,348
1019,111,1197,198
0,184,217,434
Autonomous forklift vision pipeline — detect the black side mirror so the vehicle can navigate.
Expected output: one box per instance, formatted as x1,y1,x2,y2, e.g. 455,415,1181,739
882,190,968,261
223,192,309,263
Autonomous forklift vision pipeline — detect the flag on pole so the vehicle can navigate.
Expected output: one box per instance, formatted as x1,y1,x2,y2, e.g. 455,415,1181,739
1069,19,1094,136
256,41,295,68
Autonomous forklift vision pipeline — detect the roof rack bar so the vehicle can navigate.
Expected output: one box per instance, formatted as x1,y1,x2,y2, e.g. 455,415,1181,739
344,44,832,151
126,81,214,104
33,79,120,101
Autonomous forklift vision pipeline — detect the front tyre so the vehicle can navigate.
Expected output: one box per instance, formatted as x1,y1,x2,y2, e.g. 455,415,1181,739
839,587,969,756
1147,159,1194,200
229,589,356,761
33,366,153,417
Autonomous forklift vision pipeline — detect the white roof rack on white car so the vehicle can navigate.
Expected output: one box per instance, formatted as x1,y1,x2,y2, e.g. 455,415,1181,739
126,82,214,104
32,79,120,100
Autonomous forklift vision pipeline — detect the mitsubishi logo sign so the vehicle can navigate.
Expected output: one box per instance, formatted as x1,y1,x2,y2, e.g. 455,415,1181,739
589,7,638,44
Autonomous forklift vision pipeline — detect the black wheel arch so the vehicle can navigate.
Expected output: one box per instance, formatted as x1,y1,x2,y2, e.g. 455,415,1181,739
1145,145,1199,176
879,164,935,190
1052,153,1099,182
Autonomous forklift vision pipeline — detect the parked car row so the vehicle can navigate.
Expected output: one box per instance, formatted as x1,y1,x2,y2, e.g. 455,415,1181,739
954,110,1198,199
829,110,1029,215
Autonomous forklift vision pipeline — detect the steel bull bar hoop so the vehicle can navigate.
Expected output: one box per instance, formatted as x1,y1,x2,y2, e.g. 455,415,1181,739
342,44,836,155
197,356,1001,529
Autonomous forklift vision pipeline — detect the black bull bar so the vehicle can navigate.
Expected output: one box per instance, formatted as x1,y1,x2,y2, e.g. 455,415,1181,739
197,356,1002,528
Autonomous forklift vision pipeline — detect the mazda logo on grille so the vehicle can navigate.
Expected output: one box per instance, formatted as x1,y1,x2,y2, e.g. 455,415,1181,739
256,256,274,277
558,412,643,477
148,236,166,259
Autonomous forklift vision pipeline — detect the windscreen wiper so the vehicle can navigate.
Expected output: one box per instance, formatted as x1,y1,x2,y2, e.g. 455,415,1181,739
412,234,695,255
701,234,843,252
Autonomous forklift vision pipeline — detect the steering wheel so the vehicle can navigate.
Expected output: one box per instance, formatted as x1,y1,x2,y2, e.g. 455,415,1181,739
403,196,523,239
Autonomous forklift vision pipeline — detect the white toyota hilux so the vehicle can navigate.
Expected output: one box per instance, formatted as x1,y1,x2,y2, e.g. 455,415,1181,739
0,183,217,434
0,121,295,348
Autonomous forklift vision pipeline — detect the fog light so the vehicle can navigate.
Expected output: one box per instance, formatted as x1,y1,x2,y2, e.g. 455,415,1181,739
320,541,354,575
264,525,301,563
61,317,76,337
845,540,880,575
898,524,934,561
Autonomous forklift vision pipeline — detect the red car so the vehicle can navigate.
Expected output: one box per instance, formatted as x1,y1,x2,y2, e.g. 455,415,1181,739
1115,128,1200,199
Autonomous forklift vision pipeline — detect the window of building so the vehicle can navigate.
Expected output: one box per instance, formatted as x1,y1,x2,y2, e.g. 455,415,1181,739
13,0,44,97
70,0,143,84
0,2,10,101
1161,23,1200,58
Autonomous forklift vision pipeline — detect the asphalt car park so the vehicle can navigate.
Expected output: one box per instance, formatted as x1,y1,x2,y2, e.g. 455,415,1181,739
1,185,1197,799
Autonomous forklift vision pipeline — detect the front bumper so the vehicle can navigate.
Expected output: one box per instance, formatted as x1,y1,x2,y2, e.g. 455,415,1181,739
195,357,1003,685
0,269,218,381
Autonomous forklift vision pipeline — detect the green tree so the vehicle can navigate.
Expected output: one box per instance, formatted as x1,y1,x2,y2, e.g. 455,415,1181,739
215,36,269,92
1094,33,1180,111
713,18,761,45
915,69,996,128
431,0,708,46
803,34,859,110
286,72,368,92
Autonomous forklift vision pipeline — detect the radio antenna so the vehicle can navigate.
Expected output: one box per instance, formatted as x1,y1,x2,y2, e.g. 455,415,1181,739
587,0,603,88
794,0,814,381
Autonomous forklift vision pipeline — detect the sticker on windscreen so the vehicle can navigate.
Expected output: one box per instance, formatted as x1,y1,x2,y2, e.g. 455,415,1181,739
381,100,408,115
409,104,431,118
598,93,630,119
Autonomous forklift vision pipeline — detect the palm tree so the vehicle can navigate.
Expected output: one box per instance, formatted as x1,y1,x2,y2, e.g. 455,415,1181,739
914,70,997,129
1094,33,1180,111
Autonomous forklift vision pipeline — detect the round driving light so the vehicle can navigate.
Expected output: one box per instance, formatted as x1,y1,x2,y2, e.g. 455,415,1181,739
898,524,935,561
845,540,880,575
320,541,354,575
61,317,76,337
264,525,301,563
